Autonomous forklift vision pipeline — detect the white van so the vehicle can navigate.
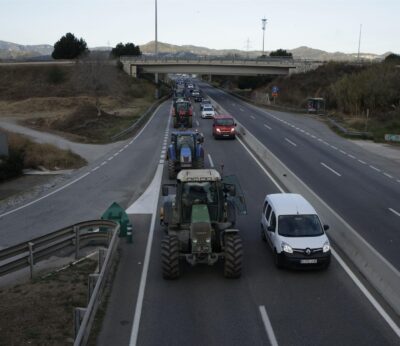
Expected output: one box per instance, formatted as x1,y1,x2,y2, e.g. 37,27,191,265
260,193,331,269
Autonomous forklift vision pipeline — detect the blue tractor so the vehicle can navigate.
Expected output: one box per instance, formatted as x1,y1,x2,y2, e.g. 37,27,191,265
167,131,205,179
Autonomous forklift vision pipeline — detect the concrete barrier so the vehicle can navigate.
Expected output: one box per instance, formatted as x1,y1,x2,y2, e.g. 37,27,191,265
210,96,400,316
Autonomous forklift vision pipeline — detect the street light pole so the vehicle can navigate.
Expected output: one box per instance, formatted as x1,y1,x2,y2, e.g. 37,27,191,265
155,0,159,96
261,17,267,56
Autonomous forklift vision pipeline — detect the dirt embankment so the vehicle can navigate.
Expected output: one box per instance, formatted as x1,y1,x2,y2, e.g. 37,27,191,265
0,63,156,143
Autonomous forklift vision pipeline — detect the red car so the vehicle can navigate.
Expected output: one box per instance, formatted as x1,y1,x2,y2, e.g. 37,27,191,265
212,114,236,139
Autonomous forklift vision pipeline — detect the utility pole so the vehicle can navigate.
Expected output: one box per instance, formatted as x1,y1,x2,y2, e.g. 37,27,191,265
357,24,362,63
261,17,267,56
155,0,159,97
245,38,251,59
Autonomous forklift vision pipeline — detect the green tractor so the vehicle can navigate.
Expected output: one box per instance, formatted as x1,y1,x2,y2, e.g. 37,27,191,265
160,169,247,279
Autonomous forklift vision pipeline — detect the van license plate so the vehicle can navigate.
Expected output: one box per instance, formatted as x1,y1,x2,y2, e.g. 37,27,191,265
301,259,317,264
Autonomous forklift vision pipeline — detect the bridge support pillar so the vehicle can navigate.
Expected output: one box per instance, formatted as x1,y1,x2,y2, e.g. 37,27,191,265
208,74,212,82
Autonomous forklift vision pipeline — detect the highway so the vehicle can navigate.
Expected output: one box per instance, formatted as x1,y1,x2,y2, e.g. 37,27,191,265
98,93,399,345
1,83,399,345
201,83,400,270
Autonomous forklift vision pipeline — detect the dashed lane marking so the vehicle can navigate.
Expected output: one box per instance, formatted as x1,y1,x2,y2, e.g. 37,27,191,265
284,138,297,147
208,154,214,168
250,115,256,120
264,124,272,130
370,165,381,172
389,208,400,217
321,162,342,177
259,306,279,346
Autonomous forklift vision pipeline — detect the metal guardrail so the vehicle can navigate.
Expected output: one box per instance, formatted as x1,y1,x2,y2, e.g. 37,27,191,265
0,219,118,278
111,94,170,141
120,55,320,65
74,220,120,346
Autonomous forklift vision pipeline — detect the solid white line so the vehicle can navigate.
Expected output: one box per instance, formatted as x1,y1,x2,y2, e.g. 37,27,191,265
129,167,163,346
0,100,166,220
250,115,256,120
259,306,279,346
91,166,99,172
384,173,393,179
0,172,91,219
231,113,400,339
331,248,400,339
389,208,400,217
196,120,200,126
370,165,381,172
264,124,272,130
284,138,297,147
208,154,214,168
236,137,285,193
321,162,342,177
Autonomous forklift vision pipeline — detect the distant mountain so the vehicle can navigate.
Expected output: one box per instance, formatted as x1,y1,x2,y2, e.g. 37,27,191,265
140,41,389,61
0,39,394,62
0,40,53,59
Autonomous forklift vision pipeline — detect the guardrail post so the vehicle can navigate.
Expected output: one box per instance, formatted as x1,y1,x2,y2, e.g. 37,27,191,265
28,242,34,279
74,226,80,259
88,274,100,304
98,248,107,272
74,307,87,339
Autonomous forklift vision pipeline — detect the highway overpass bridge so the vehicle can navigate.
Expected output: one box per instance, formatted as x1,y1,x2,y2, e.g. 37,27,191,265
120,56,322,78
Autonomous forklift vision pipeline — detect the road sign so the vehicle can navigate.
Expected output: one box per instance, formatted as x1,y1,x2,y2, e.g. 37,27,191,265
272,86,279,93
272,92,278,98
101,202,131,237
384,134,400,142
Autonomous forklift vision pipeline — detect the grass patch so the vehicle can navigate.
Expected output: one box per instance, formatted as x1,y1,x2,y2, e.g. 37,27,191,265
0,259,97,346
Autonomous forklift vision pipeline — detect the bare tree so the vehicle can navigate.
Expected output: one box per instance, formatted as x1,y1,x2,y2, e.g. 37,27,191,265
73,52,119,116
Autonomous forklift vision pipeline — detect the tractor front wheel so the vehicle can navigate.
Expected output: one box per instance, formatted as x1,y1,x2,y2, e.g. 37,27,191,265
224,233,243,278
161,235,180,279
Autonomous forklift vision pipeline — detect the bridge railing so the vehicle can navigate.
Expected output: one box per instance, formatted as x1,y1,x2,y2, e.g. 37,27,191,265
120,55,321,66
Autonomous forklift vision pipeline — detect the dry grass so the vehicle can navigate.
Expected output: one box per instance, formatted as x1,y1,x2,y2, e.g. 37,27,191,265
8,132,86,170
0,259,97,346
0,64,156,142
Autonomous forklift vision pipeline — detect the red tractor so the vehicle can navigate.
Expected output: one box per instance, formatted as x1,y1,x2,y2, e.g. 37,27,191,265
172,100,193,128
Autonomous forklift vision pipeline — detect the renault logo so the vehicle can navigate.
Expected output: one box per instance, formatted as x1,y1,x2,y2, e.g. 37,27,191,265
305,248,311,255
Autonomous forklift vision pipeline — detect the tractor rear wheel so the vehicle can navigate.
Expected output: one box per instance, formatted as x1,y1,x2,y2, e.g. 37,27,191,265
224,233,243,278
161,235,180,279
168,160,176,179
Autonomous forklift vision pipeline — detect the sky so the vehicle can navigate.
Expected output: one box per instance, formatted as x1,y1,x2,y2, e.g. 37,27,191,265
1,0,399,54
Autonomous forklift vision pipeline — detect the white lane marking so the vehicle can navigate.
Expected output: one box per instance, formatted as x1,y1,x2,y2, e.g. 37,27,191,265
208,154,214,168
331,248,400,339
162,146,167,150
236,137,285,193
91,166,100,172
311,135,316,139
124,145,129,149
339,150,347,155
240,107,245,112
259,306,279,346
196,120,200,126
0,172,91,219
236,131,400,339
321,162,342,177
317,138,323,142
128,165,163,346
108,156,114,161
348,154,356,159
159,159,164,164
384,173,393,179
389,208,400,217
370,165,381,172
358,159,366,164
250,115,256,120
0,101,167,220
113,153,119,157
330,145,338,150
264,124,272,130
284,138,297,147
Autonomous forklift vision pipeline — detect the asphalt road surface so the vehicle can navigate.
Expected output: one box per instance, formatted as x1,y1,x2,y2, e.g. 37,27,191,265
1,86,399,345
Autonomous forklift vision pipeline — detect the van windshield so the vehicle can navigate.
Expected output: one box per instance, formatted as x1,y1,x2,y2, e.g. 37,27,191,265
215,118,234,126
278,215,323,237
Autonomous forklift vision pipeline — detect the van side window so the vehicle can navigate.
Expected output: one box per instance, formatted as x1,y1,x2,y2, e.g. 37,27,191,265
270,212,276,230
263,201,268,213
265,205,272,221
